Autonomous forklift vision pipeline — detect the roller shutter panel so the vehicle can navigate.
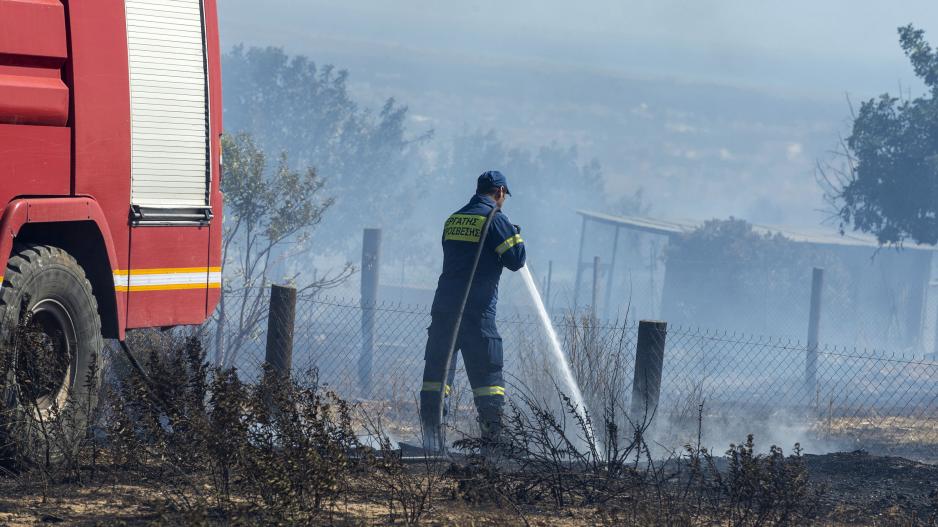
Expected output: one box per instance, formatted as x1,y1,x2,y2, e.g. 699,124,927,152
125,0,209,208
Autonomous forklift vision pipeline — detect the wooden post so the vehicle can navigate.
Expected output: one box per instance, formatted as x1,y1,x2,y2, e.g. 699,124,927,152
806,267,823,393
592,255,601,318
360,228,382,396
265,284,297,378
630,320,667,422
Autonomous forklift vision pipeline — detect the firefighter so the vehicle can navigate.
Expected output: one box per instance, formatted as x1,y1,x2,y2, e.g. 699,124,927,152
420,170,526,453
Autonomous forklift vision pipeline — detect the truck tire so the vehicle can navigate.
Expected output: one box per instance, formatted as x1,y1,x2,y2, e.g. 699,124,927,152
0,244,104,467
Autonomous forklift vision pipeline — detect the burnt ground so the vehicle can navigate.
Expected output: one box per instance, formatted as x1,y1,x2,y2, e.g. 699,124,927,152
1,451,937,525
805,450,938,524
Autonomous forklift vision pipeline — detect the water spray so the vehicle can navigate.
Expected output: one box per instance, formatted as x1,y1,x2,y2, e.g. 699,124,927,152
519,265,597,451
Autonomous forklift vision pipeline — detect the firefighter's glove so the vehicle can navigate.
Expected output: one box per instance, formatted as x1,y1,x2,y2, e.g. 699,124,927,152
513,224,522,234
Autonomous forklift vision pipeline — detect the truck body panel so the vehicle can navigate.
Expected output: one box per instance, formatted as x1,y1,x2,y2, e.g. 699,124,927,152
0,0,223,336
0,0,69,127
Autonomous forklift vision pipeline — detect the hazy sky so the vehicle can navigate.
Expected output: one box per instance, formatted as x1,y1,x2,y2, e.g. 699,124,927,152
218,1,938,229
220,0,938,99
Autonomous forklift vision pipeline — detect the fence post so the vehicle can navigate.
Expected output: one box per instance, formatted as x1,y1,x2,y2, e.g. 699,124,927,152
603,226,620,320
630,320,668,423
360,228,382,396
573,215,587,311
265,284,297,378
805,267,823,394
214,289,226,366
545,260,553,312
592,255,601,318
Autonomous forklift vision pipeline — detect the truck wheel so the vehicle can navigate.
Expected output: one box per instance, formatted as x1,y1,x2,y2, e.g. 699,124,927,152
0,244,104,467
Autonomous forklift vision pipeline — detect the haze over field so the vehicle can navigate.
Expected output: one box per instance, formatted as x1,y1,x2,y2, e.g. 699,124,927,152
218,0,938,228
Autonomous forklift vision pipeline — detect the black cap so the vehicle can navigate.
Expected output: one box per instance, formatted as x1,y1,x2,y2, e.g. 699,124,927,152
476,170,511,196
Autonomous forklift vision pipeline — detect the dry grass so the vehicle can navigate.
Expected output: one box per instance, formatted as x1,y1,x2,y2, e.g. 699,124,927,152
818,416,938,444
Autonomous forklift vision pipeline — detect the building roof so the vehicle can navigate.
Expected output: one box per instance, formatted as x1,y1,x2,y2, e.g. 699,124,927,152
576,210,935,251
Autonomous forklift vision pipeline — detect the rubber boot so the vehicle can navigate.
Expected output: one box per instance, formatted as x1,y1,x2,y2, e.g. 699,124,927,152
476,396,505,459
419,390,445,454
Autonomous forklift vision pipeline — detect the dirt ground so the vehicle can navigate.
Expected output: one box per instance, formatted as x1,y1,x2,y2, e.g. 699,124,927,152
0,477,583,526
1,451,937,526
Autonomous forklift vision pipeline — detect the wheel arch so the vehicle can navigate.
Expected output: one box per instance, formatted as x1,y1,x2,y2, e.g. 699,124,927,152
0,198,124,339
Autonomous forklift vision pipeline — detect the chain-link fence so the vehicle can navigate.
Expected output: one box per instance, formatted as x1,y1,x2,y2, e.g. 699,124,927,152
571,216,938,356
204,288,938,461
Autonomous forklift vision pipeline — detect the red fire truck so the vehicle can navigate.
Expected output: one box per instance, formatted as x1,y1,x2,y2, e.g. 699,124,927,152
0,0,222,461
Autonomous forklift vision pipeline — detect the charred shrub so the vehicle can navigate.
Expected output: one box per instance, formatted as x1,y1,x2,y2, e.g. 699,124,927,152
106,333,361,523
450,384,822,526
452,387,645,511
360,414,441,526
106,333,225,513
709,435,819,526
108,334,210,470
0,314,102,480
237,367,360,523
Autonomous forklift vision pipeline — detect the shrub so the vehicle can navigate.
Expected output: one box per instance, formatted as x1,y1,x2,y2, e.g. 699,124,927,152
106,333,362,523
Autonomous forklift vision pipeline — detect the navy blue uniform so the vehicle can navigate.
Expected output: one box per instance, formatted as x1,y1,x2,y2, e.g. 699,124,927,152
420,193,525,445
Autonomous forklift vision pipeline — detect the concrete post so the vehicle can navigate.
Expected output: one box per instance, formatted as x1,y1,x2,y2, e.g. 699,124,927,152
545,260,553,313
603,226,620,320
592,255,601,318
932,280,938,358
214,289,226,366
265,284,297,378
630,320,668,423
573,215,587,311
360,228,382,396
806,267,823,394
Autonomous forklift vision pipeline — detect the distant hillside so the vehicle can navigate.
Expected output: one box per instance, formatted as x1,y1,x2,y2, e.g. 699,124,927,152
276,45,846,227
217,4,873,228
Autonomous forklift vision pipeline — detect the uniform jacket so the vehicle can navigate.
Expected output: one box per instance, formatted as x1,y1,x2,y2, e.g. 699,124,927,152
430,194,526,320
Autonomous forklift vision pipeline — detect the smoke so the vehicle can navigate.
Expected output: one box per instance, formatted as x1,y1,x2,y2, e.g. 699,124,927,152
655,407,848,459
217,2,938,460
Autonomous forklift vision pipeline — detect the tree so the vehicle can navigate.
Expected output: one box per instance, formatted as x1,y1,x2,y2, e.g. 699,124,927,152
215,133,353,367
663,218,851,335
222,46,431,243
825,25,938,246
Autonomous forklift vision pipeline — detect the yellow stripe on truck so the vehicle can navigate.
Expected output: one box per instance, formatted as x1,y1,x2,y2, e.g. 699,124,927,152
113,266,222,276
113,267,221,292
114,283,222,292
